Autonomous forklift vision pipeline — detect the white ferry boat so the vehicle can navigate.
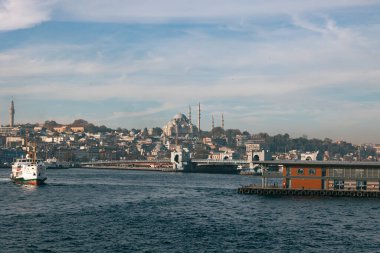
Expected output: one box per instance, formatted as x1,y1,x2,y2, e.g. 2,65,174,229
45,157,69,169
10,155,47,185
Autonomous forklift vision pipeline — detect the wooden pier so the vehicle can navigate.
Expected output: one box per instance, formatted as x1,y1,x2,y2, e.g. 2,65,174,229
238,185,380,198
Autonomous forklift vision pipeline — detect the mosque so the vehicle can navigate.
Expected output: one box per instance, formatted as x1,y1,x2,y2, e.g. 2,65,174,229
162,105,200,138
162,112,198,138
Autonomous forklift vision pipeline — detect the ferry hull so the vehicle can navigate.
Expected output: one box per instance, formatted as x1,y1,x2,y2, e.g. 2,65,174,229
12,177,47,186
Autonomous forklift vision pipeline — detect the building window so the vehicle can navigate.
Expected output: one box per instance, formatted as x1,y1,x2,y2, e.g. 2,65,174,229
308,168,316,175
334,180,344,190
333,169,343,177
297,168,304,175
355,169,365,178
356,181,367,191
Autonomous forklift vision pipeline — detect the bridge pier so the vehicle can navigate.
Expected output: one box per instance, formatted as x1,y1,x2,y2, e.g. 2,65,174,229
171,149,191,171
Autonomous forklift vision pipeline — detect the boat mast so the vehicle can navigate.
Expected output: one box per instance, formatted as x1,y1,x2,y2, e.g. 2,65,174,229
25,129,29,159
33,142,37,162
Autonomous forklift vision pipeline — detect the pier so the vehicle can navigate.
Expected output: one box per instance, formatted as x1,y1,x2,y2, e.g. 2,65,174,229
238,185,380,198
239,160,380,198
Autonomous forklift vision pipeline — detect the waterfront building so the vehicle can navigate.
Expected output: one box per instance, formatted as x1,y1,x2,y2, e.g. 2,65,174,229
300,151,321,161
236,134,248,147
0,148,25,165
5,136,24,148
53,126,69,133
70,126,85,133
208,151,238,160
148,127,162,136
281,161,380,191
374,144,380,155
256,160,380,192
245,141,261,153
0,127,20,137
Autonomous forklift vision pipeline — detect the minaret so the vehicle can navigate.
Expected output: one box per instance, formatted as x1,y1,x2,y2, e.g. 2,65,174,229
188,105,192,124
197,102,201,134
212,115,214,130
9,99,15,127
222,114,224,129
175,123,179,146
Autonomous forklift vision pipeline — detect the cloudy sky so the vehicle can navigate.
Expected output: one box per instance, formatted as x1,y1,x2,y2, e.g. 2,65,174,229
0,0,379,143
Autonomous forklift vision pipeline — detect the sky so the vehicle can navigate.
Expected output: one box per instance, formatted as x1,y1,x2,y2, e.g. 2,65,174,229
0,0,379,144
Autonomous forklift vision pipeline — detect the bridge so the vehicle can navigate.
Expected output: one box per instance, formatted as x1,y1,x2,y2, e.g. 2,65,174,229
80,158,251,172
192,159,248,165
81,159,249,166
80,159,173,170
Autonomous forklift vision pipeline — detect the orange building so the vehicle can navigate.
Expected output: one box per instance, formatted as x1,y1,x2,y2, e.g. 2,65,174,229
70,126,85,133
257,160,380,192
53,126,68,133
282,166,325,190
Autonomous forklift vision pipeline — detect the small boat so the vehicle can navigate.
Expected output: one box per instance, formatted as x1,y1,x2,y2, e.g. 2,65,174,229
45,157,69,169
239,165,263,176
10,154,47,185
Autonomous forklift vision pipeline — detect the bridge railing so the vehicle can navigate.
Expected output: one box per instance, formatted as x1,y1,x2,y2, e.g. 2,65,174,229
81,159,171,165
192,159,248,164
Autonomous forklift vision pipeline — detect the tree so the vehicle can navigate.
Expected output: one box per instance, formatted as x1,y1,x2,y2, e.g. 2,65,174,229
211,127,225,138
72,119,89,126
44,120,59,129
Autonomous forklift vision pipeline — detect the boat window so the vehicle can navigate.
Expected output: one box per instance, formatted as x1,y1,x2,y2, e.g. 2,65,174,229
308,168,316,175
297,168,304,175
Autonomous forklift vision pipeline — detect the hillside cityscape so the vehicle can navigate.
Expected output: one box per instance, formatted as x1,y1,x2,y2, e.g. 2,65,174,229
1,100,379,166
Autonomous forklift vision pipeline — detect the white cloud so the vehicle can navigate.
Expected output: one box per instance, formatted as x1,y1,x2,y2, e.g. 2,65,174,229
1,16,379,102
0,0,53,31
1,3,380,142
54,0,379,23
1,0,379,31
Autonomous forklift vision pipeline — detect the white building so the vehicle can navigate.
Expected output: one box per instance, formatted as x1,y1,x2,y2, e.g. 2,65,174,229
162,113,198,138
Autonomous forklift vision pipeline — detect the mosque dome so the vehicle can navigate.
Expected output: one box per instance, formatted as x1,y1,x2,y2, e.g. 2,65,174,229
173,113,187,121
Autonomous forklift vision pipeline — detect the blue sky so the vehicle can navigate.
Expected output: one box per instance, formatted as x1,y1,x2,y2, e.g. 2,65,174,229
0,0,380,144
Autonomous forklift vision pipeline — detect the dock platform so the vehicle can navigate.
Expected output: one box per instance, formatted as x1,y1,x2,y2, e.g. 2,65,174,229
238,185,380,198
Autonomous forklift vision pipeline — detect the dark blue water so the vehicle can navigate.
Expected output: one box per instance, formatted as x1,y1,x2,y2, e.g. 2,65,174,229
1,168,380,253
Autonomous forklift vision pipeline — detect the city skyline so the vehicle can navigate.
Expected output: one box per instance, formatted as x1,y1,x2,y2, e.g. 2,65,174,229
0,0,380,143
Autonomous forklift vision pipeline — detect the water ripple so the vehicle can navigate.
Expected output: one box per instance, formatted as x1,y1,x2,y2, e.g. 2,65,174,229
0,169,380,252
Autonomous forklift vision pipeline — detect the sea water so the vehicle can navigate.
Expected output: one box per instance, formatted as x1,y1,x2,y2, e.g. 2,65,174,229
0,168,379,252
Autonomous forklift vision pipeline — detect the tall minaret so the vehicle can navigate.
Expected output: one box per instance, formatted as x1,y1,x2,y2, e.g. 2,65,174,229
9,99,15,127
188,105,192,124
222,114,224,129
175,123,179,146
197,103,201,134
212,115,214,130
